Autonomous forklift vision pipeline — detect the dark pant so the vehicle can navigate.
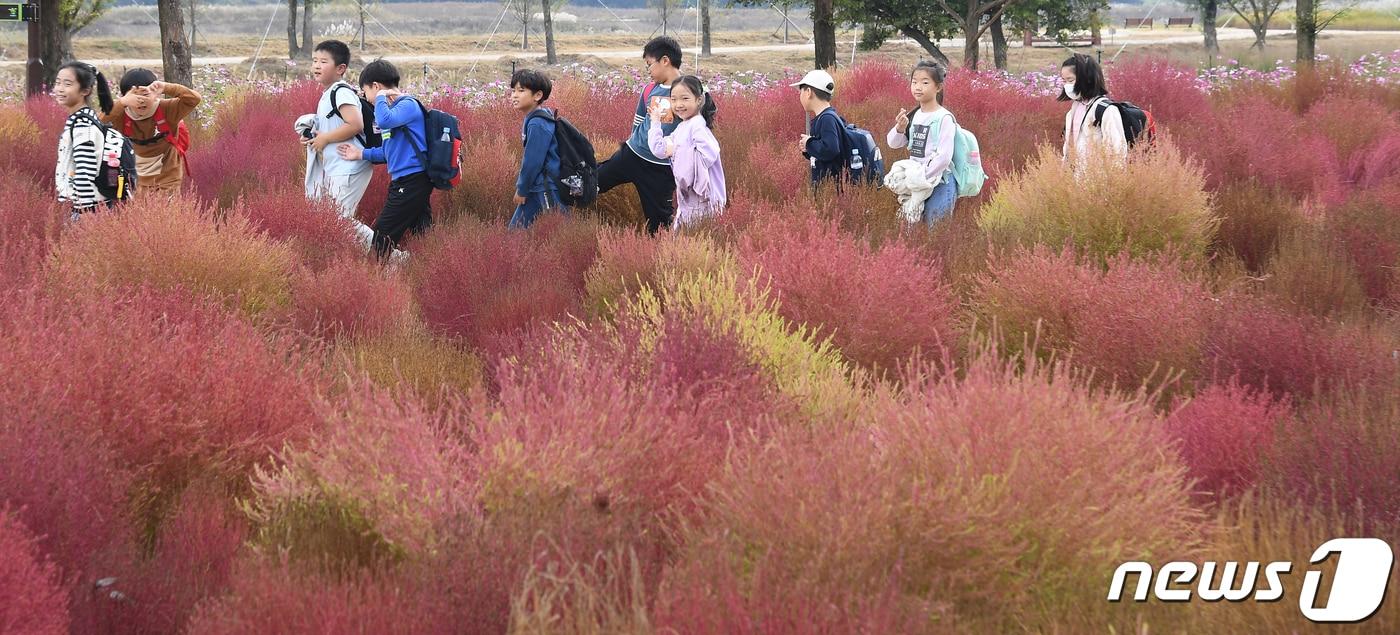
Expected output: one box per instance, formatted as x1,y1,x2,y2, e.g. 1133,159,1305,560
510,186,564,229
373,171,433,258
597,143,675,234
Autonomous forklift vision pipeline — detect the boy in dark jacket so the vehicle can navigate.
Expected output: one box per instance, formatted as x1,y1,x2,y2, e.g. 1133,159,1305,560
793,69,845,185
509,69,564,229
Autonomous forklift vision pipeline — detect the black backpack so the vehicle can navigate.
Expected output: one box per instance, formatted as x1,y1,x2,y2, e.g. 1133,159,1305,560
1091,98,1157,148
326,81,382,149
528,108,598,207
72,111,137,203
399,97,463,191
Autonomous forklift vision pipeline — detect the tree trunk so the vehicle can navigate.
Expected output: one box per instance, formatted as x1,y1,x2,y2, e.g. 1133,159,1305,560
158,0,193,86
358,0,366,51
1090,8,1102,46
1250,23,1266,50
812,0,836,69
57,28,74,70
542,0,556,63
1203,0,1219,59
286,0,299,59
523,16,529,49
961,3,980,70
300,0,313,57
701,0,712,56
901,26,950,66
1295,0,1315,65
990,11,1007,70
40,0,66,88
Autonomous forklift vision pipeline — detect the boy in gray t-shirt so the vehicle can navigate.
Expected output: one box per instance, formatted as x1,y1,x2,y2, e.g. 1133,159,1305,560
303,40,375,249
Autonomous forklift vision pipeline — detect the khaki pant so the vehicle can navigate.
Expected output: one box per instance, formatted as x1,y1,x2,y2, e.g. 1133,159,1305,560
310,169,375,250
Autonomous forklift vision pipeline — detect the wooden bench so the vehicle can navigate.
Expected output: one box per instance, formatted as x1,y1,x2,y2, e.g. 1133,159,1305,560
1166,17,1195,28
1124,17,1153,28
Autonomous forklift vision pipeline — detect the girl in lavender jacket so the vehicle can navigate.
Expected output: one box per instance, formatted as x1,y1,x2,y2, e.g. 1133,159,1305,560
647,75,726,228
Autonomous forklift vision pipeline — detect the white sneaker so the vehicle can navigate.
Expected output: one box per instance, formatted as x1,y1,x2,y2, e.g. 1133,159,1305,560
388,248,410,268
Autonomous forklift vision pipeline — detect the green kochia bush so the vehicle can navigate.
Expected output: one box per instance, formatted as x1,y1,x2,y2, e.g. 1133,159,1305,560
979,141,1218,266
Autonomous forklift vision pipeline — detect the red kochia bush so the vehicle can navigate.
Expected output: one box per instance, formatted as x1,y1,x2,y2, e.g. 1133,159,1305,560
409,217,597,354
0,177,65,295
93,483,249,635
0,398,132,601
286,257,414,341
740,216,959,375
1265,382,1400,524
1327,183,1400,310
189,83,321,208
230,186,364,270
1206,294,1398,399
0,287,323,511
1164,380,1293,497
1109,57,1213,126
184,559,456,635
974,247,1213,390
0,510,70,635
0,97,68,188
1198,94,1343,201
657,354,1202,632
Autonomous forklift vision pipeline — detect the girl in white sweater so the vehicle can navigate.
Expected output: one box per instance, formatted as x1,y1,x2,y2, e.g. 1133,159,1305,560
52,62,117,219
887,60,958,227
1059,54,1128,163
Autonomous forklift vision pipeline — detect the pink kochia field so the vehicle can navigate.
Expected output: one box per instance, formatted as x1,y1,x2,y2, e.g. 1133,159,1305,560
3,56,1400,633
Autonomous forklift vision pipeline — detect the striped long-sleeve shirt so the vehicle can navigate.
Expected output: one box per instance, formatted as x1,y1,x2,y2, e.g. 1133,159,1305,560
56,107,105,212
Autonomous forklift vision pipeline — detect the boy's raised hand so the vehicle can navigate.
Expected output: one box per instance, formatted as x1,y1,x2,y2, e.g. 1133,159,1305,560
147,81,166,96
798,133,811,152
895,108,910,134
336,143,363,162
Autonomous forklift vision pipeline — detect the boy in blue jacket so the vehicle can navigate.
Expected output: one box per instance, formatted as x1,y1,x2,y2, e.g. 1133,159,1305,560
337,59,431,260
793,70,845,185
509,69,563,229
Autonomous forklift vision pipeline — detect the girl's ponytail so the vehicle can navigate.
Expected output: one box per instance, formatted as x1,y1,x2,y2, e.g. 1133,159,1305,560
699,92,718,129
94,69,114,113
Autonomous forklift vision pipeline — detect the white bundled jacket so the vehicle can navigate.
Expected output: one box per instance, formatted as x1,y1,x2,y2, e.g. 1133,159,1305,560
883,159,937,224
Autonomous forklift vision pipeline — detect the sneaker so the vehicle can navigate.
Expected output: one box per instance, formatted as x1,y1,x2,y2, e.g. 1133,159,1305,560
388,248,410,269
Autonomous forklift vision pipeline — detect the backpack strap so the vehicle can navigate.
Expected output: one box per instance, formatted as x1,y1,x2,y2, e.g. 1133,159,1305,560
326,82,358,119
123,107,174,146
396,96,434,174
1089,97,1113,128
153,107,172,136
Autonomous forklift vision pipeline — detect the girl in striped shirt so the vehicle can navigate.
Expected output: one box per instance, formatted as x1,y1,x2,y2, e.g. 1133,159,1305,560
52,62,116,219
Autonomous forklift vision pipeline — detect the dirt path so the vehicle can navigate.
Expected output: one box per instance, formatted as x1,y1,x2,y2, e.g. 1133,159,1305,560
2,27,1394,70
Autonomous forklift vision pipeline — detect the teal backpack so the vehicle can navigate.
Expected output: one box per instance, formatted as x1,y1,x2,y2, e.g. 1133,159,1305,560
931,110,987,198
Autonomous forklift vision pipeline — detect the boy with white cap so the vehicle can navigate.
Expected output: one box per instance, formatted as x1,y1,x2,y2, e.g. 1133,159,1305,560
793,69,845,186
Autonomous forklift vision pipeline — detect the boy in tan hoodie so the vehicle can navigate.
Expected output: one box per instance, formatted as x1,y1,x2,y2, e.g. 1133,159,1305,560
101,68,202,194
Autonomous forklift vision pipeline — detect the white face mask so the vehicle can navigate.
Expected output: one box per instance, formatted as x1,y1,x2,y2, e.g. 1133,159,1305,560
1063,83,1080,101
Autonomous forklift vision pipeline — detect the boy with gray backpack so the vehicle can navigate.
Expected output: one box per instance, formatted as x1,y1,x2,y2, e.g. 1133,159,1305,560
794,69,885,187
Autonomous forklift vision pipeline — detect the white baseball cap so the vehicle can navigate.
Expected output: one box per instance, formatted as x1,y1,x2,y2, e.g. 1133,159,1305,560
790,69,835,94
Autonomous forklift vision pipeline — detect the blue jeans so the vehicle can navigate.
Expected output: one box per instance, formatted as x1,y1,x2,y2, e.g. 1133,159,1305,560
922,171,958,228
509,187,564,229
